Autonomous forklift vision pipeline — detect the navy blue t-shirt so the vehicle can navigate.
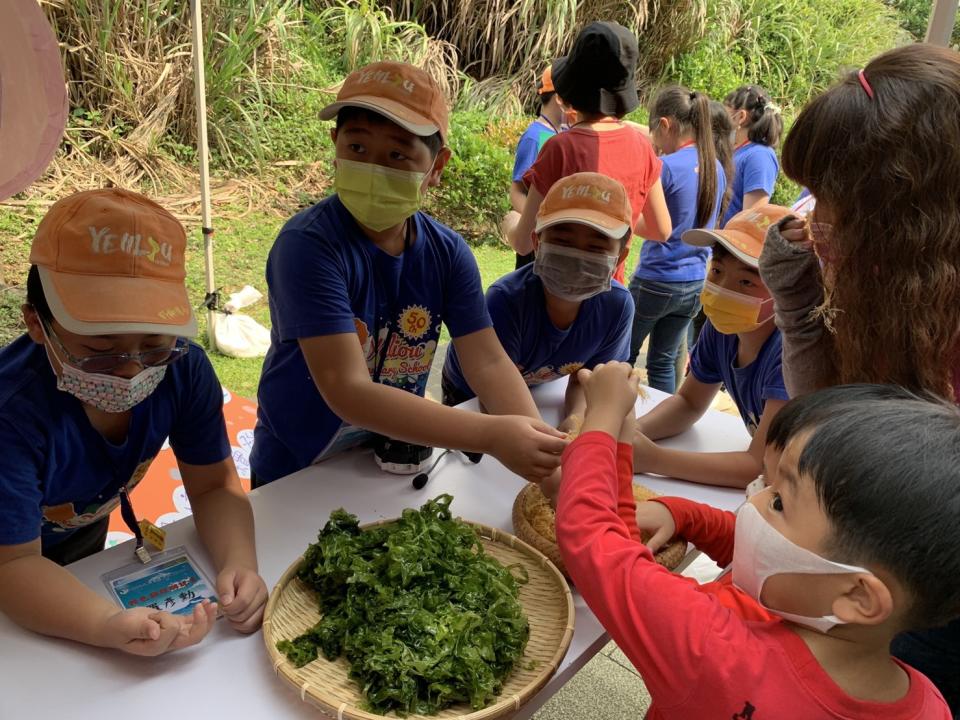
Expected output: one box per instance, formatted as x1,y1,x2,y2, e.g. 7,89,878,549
252,195,491,483
722,142,779,226
689,322,789,434
443,264,633,397
0,336,230,548
634,145,726,283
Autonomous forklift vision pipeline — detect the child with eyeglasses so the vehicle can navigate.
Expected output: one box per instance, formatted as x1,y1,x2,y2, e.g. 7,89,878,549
0,189,268,655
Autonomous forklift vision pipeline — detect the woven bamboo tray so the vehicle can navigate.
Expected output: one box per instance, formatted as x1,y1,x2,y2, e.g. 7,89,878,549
263,519,575,720
512,483,688,577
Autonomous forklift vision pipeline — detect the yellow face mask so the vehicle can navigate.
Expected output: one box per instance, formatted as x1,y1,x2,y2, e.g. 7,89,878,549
700,280,773,335
334,158,429,232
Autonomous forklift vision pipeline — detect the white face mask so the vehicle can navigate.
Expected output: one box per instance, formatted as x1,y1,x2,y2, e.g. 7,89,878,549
42,326,167,413
732,497,872,633
57,363,167,413
533,242,618,302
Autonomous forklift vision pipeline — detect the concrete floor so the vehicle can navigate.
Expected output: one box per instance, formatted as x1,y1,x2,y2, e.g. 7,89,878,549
426,340,739,719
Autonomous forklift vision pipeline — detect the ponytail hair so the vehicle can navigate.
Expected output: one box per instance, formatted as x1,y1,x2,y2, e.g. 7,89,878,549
650,85,719,228
709,100,735,221
725,84,783,147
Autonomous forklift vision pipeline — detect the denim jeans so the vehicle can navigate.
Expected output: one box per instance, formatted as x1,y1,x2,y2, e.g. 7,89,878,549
629,277,704,393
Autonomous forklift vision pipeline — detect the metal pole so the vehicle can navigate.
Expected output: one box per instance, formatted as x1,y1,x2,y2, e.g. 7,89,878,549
925,0,959,46
190,0,217,349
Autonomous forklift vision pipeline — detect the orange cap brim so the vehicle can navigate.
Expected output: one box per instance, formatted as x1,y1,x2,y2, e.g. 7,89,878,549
682,227,761,268
39,267,198,337
535,209,630,239
320,96,442,139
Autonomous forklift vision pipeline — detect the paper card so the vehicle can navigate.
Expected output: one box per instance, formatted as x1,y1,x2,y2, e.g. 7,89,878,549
101,546,217,616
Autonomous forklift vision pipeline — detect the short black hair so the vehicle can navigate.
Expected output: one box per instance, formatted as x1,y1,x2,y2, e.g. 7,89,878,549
335,106,444,158
26,265,53,323
771,384,960,629
539,90,556,107
766,384,916,452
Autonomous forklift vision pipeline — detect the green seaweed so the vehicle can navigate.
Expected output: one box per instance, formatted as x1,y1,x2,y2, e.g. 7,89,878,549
277,495,530,716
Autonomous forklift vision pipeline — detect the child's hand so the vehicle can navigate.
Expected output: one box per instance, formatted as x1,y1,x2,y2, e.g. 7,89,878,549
540,467,563,509
100,600,217,657
216,566,268,633
578,363,640,420
487,415,567,482
780,217,813,248
635,501,677,553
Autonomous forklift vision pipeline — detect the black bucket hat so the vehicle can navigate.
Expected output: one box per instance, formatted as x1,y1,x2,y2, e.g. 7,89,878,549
552,21,639,117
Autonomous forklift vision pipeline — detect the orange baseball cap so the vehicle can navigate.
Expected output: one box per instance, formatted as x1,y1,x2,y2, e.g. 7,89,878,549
538,65,555,95
319,61,449,142
29,189,197,337
683,204,793,268
535,172,633,239
0,0,68,201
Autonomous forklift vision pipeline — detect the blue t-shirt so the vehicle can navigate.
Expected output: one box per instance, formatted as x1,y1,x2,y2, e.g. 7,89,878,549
513,119,558,183
689,322,789,434
442,264,634,397
0,336,230,548
634,145,726,283
252,195,491,483
722,142,780,226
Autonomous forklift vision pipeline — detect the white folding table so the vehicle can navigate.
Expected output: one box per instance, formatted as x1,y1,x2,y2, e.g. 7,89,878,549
0,379,749,719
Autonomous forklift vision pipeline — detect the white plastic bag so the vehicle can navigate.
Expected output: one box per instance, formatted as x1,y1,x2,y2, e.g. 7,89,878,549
212,311,271,358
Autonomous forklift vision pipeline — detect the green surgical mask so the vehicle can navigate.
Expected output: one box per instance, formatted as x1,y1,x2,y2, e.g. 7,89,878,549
335,158,429,231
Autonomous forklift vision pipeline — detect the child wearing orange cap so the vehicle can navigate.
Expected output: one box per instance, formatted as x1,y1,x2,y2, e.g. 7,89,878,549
0,189,267,655
444,172,634,433
252,61,566,486
505,62,567,269
630,205,790,488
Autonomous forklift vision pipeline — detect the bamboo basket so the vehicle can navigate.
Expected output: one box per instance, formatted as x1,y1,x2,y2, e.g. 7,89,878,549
263,519,575,719
512,483,688,577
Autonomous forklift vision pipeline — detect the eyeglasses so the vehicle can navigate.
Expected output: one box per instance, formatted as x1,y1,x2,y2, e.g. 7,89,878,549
43,322,189,374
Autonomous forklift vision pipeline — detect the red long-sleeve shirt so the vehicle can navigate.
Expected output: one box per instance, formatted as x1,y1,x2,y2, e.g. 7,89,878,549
557,431,950,719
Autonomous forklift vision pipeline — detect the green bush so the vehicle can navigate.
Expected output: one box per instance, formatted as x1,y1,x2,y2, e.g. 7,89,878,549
426,111,524,245
666,0,900,111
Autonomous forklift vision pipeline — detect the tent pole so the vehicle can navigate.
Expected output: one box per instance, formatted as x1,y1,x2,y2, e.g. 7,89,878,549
925,0,959,46
190,0,216,349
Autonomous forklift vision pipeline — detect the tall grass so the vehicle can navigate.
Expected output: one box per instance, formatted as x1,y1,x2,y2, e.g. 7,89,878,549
383,0,707,110
40,0,302,186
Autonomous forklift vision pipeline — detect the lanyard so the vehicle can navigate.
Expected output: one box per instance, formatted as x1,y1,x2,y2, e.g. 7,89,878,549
735,140,751,151
676,140,696,151
371,220,413,384
537,114,559,134
118,485,152,563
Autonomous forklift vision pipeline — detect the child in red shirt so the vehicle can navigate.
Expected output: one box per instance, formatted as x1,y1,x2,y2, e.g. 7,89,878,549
557,367,956,719
506,21,672,284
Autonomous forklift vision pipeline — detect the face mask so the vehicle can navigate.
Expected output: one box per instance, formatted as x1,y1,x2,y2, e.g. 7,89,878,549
43,330,167,413
334,158,430,232
700,280,773,334
533,242,618,302
732,499,872,633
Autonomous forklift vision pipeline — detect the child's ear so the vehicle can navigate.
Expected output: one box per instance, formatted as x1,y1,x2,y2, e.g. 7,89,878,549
330,127,338,144
617,240,630,266
22,305,44,345
832,573,895,627
426,147,452,188
531,232,542,254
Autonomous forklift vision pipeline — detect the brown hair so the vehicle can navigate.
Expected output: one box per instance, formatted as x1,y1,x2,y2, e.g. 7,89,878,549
709,99,735,220
650,86,720,228
782,44,960,399
725,85,783,147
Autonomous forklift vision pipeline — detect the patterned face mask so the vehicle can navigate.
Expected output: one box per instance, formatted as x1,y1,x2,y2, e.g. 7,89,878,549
41,324,167,413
